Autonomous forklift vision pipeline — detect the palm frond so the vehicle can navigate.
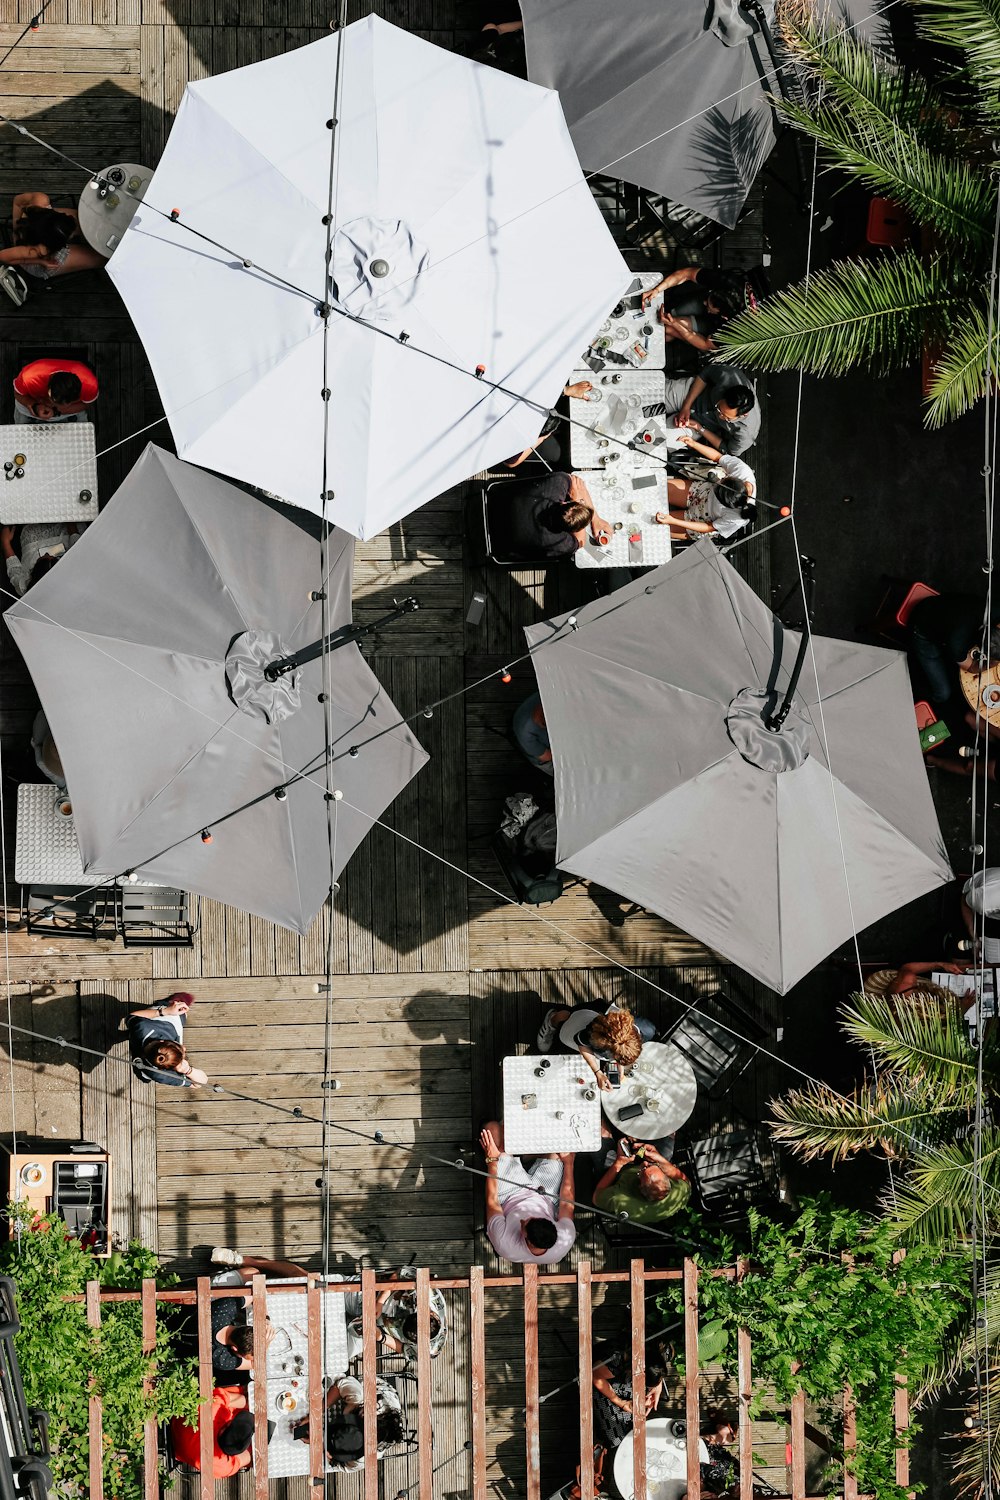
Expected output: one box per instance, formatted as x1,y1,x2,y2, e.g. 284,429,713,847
715,251,958,374
925,302,1000,428
841,990,981,1097
769,1074,959,1163
774,95,996,247
917,0,1000,127
884,1130,1000,1243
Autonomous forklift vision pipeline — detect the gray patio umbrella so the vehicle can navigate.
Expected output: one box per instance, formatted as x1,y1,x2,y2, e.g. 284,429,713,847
521,0,780,228
525,543,952,993
5,445,428,934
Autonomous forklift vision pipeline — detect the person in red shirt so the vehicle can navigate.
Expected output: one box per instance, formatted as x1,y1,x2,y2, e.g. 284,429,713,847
169,1385,254,1476
13,358,99,424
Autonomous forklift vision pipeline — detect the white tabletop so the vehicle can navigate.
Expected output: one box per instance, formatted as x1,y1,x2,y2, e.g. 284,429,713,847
584,272,667,370
574,471,671,571
77,163,152,256
502,1054,603,1153
0,424,98,524
251,1280,351,1479
601,1041,698,1139
568,368,671,472
614,1418,710,1500
15,782,87,885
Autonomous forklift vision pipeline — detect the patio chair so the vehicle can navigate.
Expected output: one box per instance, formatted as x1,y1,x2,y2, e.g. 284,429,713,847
21,883,118,940
662,989,767,1100
683,1128,780,1226
117,885,196,948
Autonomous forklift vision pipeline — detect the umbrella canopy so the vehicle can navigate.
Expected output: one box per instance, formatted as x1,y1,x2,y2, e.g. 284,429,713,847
521,0,779,229
525,544,952,993
5,445,428,934
106,17,630,539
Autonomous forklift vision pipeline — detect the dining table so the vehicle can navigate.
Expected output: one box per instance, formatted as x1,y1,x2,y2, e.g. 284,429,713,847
574,469,671,571
583,271,667,370
613,1417,710,1500
601,1041,698,1140
502,1053,603,1153
0,424,98,525
249,1278,351,1478
77,162,152,257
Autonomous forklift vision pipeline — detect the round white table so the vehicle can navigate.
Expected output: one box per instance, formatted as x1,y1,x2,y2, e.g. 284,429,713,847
613,1417,709,1500
601,1041,698,1139
77,162,152,257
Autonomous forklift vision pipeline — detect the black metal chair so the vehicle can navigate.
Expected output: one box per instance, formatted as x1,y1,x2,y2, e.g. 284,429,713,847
684,1128,779,1226
662,989,767,1100
117,886,196,948
20,884,118,940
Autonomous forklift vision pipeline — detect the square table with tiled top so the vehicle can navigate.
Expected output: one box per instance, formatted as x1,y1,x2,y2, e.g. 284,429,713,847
568,367,671,473
0,424,98,525
249,1278,351,1479
14,782,87,886
583,271,668,370
573,470,672,571
502,1053,603,1153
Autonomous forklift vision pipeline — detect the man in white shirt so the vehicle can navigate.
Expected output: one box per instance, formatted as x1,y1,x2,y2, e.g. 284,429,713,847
480,1122,576,1265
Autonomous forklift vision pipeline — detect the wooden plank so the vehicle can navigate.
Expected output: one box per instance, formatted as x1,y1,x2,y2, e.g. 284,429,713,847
86,1281,104,1500
0,952,151,982
415,1267,433,1500
469,1265,487,1500
842,1384,858,1500
307,1282,323,1480
737,1259,753,1500
630,1259,647,1500
141,1278,158,1500
195,1278,214,1500
0,22,141,41
523,1263,540,1500
577,1262,594,1500
252,1275,270,1500
683,1258,700,1500
790,1390,806,1500
151,971,470,1002
361,1268,378,1500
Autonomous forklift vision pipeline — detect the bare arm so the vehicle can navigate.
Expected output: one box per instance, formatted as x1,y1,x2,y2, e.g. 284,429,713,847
674,434,722,462
558,1154,575,1222
642,267,699,306
675,374,707,425
593,1363,632,1411
656,512,716,535
480,1127,503,1220
592,1151,631,1202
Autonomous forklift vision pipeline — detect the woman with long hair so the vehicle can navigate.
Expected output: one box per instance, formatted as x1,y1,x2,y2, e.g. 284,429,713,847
1,191,108,279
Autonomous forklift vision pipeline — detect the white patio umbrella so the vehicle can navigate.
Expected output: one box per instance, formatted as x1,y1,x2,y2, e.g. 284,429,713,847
106,17,630,539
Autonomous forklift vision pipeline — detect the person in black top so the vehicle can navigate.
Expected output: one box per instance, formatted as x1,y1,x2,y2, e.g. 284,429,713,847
641,267,744,356
126,993,208,1088
489,471,613,562
662,365,760,457
907,594,1000,780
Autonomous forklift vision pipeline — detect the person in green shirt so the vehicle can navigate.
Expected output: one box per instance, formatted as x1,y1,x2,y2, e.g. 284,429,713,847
592,1138,690,1223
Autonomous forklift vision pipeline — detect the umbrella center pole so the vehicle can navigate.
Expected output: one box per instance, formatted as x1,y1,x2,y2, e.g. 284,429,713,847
263,596,419,681
764,557,816,733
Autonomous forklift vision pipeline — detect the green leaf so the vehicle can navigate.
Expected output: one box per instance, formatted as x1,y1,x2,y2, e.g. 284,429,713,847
916,0,1000,124
924,301,1000,427
714,250,959,376
841,990,981,1095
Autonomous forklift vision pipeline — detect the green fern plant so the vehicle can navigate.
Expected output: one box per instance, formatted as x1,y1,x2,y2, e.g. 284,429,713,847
716,0,1000,425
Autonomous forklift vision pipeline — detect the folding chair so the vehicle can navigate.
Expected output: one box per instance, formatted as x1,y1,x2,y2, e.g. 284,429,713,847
662,989,766,1100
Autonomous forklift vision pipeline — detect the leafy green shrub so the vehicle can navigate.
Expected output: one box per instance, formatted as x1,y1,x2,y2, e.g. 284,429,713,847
0,1204,200,1500
657,1198,970,1499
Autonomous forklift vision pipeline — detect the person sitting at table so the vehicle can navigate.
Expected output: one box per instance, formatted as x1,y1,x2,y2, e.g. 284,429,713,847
641,267,743,356
350,1280,448,1363
126,993,208,1088
505,380,595,470
513,691,553,776
862,960,970,1010
690,1410,741,1498
592,1137,691,1224
592,1342,670,1447
907,594,1000,781
480,1122,577,1264
292,1373,405,1472
13,357,99,424
536,1002,655,1090
490,471,613,562
662,365,760,457
1,522,80,597
654,444,756,543
0,192,108,280
169,1386,255,1475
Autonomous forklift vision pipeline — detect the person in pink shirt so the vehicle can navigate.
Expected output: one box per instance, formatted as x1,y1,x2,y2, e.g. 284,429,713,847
479,1122,576,1265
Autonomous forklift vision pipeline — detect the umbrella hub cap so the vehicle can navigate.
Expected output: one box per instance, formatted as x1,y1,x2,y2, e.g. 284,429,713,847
226,629,302,724
330,216,429,315
725,687,810,773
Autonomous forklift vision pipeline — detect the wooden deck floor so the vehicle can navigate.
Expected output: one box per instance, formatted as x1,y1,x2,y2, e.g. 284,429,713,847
0,6,780,1495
